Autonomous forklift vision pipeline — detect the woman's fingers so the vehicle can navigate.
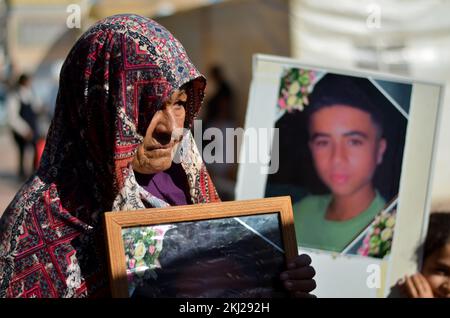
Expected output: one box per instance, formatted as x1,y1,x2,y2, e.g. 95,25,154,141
282,265,316,280
293,291,317,298
287,254,312,269
283,278,317,293
281,254,316,295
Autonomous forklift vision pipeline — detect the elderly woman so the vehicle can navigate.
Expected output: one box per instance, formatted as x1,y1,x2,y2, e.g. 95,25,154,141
0,14,315,298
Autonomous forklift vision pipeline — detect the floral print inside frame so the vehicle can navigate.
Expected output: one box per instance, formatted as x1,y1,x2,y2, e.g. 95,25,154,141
357,203,397,259
122,225,175,296
343,200,397,259
277,67,323,113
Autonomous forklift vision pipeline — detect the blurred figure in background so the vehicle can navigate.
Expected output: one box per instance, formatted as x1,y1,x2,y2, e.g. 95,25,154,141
203,65,237,201
6,74,42,179
205,65,234,127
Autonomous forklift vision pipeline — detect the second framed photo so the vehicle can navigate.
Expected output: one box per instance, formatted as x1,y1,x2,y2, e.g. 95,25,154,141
236,54,444,297
104,196,297,298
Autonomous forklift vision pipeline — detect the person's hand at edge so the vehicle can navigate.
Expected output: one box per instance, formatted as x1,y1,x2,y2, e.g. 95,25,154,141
280,254,317,298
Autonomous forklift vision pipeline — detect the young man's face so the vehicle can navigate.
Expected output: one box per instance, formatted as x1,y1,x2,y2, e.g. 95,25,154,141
308,105,386,197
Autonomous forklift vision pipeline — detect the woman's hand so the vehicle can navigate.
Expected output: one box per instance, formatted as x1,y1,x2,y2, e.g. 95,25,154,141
398,273,434,298
280,254,317,298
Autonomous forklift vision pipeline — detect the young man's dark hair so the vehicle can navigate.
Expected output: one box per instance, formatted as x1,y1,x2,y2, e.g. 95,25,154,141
305,73,385,139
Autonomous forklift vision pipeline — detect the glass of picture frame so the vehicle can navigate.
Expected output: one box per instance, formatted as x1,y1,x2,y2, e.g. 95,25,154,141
104,196,297,298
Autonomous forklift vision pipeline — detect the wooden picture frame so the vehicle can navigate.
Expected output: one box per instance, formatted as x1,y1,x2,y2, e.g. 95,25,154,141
104,196,297,298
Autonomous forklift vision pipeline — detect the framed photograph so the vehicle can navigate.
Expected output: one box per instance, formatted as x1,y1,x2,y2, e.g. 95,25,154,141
236,54,444,297
104,196,297,298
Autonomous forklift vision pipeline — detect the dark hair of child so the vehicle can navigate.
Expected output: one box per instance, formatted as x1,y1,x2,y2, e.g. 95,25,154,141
421,212,450,263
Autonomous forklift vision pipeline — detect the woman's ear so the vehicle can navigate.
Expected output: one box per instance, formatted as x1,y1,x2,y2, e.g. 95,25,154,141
377,138,387,165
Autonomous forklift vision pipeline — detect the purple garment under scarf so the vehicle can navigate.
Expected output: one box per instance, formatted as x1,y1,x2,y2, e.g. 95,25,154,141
134,163,191,206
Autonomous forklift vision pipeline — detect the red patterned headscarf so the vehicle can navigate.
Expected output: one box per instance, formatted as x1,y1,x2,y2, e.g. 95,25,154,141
0,14,219,298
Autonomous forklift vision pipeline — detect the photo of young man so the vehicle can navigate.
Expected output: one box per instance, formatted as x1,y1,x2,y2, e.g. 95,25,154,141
293,74,388,252
265,71,409,254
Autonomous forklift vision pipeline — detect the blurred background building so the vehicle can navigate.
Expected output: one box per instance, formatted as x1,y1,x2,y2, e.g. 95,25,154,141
0,0,449,214
290,0,450,210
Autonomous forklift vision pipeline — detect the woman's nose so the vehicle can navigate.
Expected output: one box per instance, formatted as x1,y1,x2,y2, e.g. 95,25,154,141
154,110,176,144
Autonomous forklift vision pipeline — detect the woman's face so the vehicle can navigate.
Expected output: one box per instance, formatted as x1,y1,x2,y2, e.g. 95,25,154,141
132,89,187,174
